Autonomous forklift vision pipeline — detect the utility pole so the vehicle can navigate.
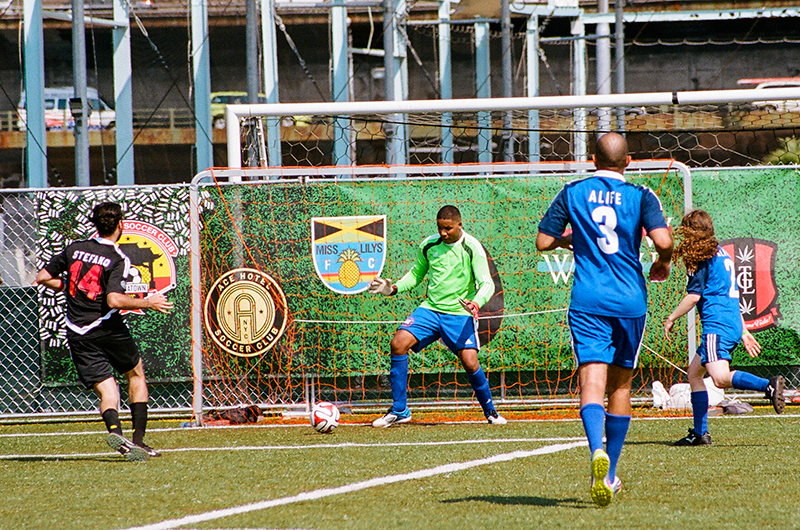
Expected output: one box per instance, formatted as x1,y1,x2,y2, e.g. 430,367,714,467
72,0,90,187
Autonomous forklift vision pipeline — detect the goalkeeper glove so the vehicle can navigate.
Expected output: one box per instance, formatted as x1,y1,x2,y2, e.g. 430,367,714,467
459,298,480,319
368,277,395,296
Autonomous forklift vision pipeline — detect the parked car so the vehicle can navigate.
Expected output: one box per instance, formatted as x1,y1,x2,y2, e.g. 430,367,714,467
17,87,116,131
740,78,800,112
211,91,266,129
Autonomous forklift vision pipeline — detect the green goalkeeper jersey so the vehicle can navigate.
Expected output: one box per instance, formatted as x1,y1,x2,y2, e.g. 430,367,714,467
395,230,495,315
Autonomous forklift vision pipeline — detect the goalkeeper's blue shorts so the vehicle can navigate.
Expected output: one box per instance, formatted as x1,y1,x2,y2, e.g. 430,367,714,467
399,306,480,353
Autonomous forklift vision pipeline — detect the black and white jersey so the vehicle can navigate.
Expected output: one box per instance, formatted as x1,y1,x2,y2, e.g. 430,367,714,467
45,237,132,338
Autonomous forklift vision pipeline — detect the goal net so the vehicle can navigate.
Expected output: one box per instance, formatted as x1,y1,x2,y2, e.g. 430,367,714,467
192,161,690,416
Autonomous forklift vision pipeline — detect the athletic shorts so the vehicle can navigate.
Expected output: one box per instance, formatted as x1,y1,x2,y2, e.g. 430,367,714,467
568,309,646,369
68,331,141,390
399,306,479,353
697,333,738,365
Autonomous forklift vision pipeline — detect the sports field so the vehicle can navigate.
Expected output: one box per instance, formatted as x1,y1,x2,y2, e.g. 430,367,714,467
1,409,798,530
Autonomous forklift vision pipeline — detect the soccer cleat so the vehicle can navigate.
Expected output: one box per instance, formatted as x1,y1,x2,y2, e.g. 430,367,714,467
134,442,162,458
372,407,412,428
487,410,507,425
674,428,712,446
107,433,150,462
765,375,785,414
589,449,613,507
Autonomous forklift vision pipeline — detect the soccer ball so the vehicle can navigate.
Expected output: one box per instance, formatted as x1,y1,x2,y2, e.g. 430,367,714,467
310,401,340,433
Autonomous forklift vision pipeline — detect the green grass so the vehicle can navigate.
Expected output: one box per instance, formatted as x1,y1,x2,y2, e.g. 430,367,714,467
1,411,799,530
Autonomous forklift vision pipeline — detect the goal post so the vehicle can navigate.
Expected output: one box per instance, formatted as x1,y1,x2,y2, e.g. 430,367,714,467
190,161,692,420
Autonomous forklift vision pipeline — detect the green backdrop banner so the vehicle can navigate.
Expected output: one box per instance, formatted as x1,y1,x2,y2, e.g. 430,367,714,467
37,167,799,387
198,171,688,377
692,167,800,366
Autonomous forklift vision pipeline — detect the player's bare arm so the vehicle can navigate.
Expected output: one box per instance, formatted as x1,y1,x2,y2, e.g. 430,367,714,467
535,230,572,252
664,293,700,340
740,314,762,358
35,268,63,291
647,227,673,282
107,292,174,314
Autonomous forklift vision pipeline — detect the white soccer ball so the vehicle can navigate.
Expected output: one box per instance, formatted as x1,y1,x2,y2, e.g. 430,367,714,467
310,401,340,433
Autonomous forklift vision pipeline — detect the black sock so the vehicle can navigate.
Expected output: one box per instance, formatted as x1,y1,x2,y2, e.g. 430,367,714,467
101,409,123,435
130,402,148,445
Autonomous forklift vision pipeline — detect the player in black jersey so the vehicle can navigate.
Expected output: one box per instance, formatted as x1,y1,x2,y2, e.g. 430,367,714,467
36,202,173,461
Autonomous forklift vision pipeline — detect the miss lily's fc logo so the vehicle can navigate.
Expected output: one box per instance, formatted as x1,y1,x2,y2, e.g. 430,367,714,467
311,215,386,294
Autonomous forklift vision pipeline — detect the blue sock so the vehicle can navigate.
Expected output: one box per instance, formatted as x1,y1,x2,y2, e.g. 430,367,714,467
731,370,769,392
580,403,606,454
468,367,494,416
604,413,630,480
691,390,709,435
390,354,409,413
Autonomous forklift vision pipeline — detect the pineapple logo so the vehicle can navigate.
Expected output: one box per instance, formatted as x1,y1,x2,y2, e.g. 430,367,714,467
337,248,362,288
311,215,386,294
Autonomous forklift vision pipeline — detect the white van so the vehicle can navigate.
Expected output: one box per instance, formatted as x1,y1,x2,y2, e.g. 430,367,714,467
17,87,116,131
739,78,800,112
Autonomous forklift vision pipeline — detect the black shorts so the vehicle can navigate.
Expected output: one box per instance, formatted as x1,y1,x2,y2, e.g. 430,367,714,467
68,331,141,390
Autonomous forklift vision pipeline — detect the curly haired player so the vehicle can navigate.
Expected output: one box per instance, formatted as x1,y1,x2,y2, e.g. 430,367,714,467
368,205,505,427
36,202,173,461
664,209,785,447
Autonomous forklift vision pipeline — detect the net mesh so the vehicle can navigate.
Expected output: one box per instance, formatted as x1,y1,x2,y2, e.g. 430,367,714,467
243,104,800,167
197,165,689,412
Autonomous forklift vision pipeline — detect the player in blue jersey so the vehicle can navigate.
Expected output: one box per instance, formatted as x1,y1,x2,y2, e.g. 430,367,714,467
537,132,674,507
664,209,785,446
368,205,505,427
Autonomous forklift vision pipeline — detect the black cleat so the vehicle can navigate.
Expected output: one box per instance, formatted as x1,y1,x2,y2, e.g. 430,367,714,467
107,433,150,461
765,375,786,414
134,442,162,458
674,428,712,446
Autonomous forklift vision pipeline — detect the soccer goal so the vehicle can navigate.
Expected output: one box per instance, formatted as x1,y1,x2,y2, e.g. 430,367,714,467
189,160,691,421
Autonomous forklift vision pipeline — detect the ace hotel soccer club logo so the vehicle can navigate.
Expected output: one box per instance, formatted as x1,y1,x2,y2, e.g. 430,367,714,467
204,268,289,358
115,220,178,315
720,238,782,332
311,215,386,294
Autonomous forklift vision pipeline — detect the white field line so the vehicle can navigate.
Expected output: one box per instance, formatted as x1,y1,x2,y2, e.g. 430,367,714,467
2,412,797,440
120,440,587,530
0,436,584,460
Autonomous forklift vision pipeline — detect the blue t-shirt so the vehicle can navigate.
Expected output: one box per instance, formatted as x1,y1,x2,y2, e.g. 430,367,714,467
538,170,668,317
687,247,742,340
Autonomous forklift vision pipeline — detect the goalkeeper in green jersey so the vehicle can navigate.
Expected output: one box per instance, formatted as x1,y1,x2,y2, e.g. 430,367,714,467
368,205,506,427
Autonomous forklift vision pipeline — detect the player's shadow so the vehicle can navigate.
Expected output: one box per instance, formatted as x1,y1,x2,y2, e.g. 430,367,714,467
0,455,125,463
442,495,592,509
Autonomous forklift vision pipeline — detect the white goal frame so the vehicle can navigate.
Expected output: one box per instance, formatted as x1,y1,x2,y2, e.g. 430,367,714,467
189,160,693,423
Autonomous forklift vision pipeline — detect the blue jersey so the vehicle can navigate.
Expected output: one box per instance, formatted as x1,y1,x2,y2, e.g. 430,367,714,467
687,247,742,341
538,170,668,317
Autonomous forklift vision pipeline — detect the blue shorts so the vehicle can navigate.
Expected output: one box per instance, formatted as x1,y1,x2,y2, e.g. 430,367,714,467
697,333,738,365
568,309,646,369
399,307,479,353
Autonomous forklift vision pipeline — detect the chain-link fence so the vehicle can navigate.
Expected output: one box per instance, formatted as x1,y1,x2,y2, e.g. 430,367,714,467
0,187,193,417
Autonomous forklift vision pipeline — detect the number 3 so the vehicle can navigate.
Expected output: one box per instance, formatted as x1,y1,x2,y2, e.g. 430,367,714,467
592,206,619,254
